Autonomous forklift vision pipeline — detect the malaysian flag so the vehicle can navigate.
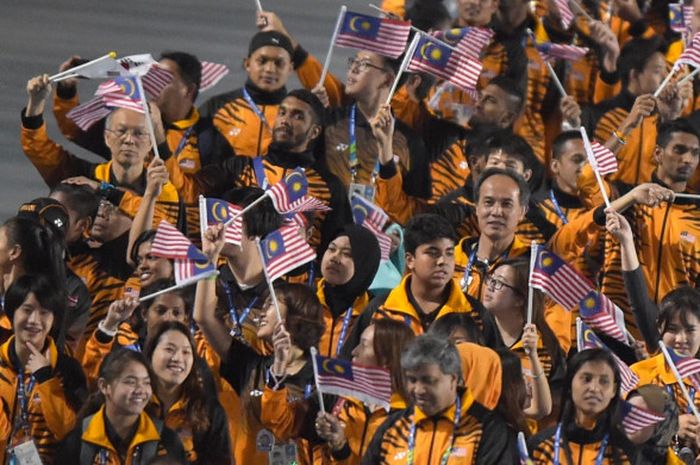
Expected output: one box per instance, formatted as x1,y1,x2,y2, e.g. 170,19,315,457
151,221,194,258
535,42,589,62
579,321,639,394
260,225,316,281
66,96,112,130
590,140,618,175
117,53,158,77
667,346,700,390
407,34,482,91
529,245,593,310
200,61,230,92
141,65,174,99
267,169,330,214
202,198,243,247
685,6,695,30
670,3,686,32
618,399,665,436
95,76,145,112
579,290,626,342
313,352,392,409
351,194,392,261
555,0,574,29
174,246,217,286
335,10,411,59
432,26,494,60
678,33,700,67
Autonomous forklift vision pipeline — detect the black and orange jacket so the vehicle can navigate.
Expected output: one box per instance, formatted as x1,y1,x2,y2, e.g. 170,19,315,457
67,235,134,358
0,337,87,465
584,89,659,186
21,111,180,227
149,393,231,465
529,419,635,464
361,388,517,465
326,394,407,465
316,279,369,358
199,81,285,158
55,406,185,465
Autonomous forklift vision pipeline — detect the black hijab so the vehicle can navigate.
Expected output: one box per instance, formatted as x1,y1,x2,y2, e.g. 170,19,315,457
323,225,381,317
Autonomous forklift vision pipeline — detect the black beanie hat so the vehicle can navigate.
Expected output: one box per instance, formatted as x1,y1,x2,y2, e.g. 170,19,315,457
248,31,295,58
17,197,69,238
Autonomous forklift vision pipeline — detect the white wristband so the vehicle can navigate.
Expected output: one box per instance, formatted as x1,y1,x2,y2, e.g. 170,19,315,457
98,319,118,337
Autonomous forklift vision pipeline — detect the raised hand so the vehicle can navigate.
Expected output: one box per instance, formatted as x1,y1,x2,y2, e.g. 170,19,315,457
102,297,140,334
270,321,291,376
145,157,169,198
202,224,226,262
369,104,395,165
25,342,51,374
26,74,52,117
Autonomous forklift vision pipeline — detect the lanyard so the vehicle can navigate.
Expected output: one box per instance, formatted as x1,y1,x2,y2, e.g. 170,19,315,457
16,373,36,433
335,307,354,357
222,281,258,336
407,396,461,465
548,190,569,225
348,105,380,185
242,88,269,129
553,423,608,465
306,262,316,290
666,385,696,414
124,342,142,353
459,246,478,292
253,156,269,190
173,126,195,158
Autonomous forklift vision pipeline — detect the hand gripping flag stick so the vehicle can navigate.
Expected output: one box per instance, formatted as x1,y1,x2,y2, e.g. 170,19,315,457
580,126,611,208
318,5,348,88
385,33,421,106
133,74,161,159
49,52,117,82
659,341,700,422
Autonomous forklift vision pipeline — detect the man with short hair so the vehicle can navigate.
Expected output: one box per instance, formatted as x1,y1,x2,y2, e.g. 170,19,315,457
362,335,516,465
200,31,295,158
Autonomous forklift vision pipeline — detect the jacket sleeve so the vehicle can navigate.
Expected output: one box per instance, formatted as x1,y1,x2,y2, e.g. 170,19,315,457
474,410,518,465
375,162,429,225
359,410,404,465
294,47,346,108
260,385,312,441
623,266,660,353
20,112,98,188
81,328,115,388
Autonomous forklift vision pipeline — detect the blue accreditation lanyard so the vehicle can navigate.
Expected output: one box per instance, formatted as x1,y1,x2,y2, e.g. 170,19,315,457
348,105,380,185
242,88,270,129
222,281,258,336
666,385,696,414
16,373,36,434
173,126,195,158
335,307,354,357
406,396,461,465
253,156,269,190
459,246,478,292
553,423,608,465
549,189,569,225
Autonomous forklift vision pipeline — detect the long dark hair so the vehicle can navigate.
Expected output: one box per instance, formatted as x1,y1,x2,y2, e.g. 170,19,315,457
144,321,210,434
496,349,530,436
79,349,154,419
372,319,415,402
5,274,66,347
3,217,66,288
272,283,325,352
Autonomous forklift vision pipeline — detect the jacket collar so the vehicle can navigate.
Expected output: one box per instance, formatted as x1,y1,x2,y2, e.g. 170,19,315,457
265,144,316,169
1,336,58,372
383,275,471,322
244,80,287,105
81,406,161,452
168,107,200,130
316,279,369,318
413,388,474,426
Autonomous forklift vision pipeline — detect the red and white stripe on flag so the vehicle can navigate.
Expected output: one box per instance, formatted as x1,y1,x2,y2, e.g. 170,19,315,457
141,65,174,99
151,221,192,258
316,363,392,403
619,400,665,436
591,141,618,175
66,96,112,130
264,226,316,281
200,62,230,92
555,0,574,29
335,17,411,58
678,33,700,67
407,43,482,91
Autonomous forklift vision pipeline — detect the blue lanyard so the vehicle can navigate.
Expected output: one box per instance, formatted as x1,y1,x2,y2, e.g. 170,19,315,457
407,396,461,465
124,342,142,353
173,126,195,158
348,105,380,184
548,189,569,225
553,423,608,465
242,88,269,129
16,372,36,432
222,281,258,336
306,262,316,290
666,385,696,414
335,307,354,357
253,156,269,190
460,246,478,292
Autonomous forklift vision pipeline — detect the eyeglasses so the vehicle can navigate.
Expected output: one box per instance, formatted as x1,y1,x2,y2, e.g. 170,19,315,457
347,57,386,73
485,275,521,294
105,128,150,140
97,200,117,218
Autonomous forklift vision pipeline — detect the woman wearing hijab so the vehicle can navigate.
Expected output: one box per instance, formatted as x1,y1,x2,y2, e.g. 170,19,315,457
316,225,381,358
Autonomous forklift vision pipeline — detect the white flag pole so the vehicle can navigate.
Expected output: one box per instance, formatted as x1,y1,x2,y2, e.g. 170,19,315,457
385,33,421,106
49,52,117,82
198,195,208,247
224,191,271,227
653,64,678,98
133,74,161,160
576,317,583,350
679,67,700,86
255,238,283,323
675,192,700,200
254,0,263,13
526,241,537,325
579,126,611,208
526,29,567,98
318,5,347,88
659,341,700,422
139,271,218,302
310,347,327,413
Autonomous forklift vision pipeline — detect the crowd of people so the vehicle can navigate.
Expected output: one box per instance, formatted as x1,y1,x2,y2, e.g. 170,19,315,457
3,0,700,463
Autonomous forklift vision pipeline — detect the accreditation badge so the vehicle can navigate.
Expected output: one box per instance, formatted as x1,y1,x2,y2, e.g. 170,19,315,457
10,440,42,465
269,442,298,465
348,183,375,202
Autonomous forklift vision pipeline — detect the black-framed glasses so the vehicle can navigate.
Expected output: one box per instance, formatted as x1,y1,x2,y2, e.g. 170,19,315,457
485,275,522,295
347,57,386,73
105,128,150,140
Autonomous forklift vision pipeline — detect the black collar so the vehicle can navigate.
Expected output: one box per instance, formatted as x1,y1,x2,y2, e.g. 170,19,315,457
265,144,316,169
244,80,287,105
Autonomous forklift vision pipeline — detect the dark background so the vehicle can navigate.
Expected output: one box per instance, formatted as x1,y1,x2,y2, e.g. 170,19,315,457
0,0,368,218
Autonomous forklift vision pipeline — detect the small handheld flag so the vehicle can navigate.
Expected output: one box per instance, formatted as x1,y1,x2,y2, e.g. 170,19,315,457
618,399,664,436
665,345,700,390
267,169,331,214
670,3,686,33
590,140,618,176
351,194,392,261
407,34,483,91
151,221,194,258
335,10,411,59
432,27,493,61
529,245,593,310
580,126,611,208
554,0,574,29
659,341,700,422
201,197,243,247
579,290,626,342
200,62,230,92
578,320,639,394
259,225,316,282
49,52,119,82
311,351,392,409
534,42,589,63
